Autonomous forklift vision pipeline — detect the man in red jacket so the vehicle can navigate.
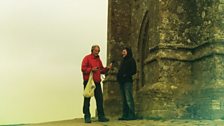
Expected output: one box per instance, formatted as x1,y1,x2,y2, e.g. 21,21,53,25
81,45,112,123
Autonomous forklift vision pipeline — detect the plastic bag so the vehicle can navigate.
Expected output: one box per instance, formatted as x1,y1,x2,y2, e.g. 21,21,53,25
83,72,96,98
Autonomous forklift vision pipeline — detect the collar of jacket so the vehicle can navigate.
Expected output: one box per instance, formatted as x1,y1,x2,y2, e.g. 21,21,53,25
90,53,100,59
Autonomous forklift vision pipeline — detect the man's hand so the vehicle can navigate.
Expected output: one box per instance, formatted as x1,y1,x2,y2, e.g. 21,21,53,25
107,63,113,70
92,67,99,72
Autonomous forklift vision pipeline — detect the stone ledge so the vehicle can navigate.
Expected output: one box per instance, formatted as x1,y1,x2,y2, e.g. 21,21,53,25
145,40,224,63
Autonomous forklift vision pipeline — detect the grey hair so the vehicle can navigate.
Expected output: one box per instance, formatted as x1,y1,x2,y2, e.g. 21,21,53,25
91,45,100,52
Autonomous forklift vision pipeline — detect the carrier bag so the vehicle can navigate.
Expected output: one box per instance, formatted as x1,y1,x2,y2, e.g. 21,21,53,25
83,72,96,98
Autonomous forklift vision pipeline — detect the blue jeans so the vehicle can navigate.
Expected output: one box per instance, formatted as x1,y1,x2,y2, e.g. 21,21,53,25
119,81,135,118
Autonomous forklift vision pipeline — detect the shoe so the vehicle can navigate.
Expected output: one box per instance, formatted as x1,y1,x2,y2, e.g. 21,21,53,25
126,117,136,120
84,117,91,123
118,117,128,120
126,115,136,120
98,117,109,122
84,116,91,123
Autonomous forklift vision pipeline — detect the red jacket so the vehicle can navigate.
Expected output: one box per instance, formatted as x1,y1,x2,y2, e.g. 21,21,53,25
81,54,108,83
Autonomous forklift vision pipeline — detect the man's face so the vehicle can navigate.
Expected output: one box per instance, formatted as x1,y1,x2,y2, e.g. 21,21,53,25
122,49,127,58
92,47,100,57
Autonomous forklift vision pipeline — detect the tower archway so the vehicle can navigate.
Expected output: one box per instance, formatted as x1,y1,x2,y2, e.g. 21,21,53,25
137,11,149,89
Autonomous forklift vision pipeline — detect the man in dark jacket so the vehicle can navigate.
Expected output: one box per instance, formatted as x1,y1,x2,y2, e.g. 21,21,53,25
117,47,137,120
81,45,112,123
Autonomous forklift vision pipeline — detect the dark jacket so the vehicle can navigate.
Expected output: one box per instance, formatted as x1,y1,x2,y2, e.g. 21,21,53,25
117,47,137,83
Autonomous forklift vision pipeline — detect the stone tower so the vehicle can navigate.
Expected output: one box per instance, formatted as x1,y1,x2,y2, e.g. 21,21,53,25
103,0,224,119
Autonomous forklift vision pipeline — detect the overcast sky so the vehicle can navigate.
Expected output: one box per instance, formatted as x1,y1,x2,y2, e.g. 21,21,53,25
0,0,108,125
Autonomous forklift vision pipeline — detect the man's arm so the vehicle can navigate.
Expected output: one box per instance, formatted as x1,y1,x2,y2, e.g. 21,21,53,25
81,56,92,74
99,60,112,74
130,58,137,75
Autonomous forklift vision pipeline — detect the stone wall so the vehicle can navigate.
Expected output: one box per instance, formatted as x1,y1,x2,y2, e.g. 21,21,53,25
103,0,132,117
104,0,224,119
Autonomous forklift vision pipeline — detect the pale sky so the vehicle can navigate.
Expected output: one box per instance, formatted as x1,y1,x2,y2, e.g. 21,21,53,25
0,0,108,125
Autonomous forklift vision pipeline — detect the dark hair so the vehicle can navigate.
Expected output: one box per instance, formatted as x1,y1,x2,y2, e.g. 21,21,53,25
123,47,133,58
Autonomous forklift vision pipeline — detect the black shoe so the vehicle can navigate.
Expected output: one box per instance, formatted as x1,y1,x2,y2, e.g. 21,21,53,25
84,116,91,123
98,117,109,122
118,117,128,120
126,117,136,120
126,115,136,120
